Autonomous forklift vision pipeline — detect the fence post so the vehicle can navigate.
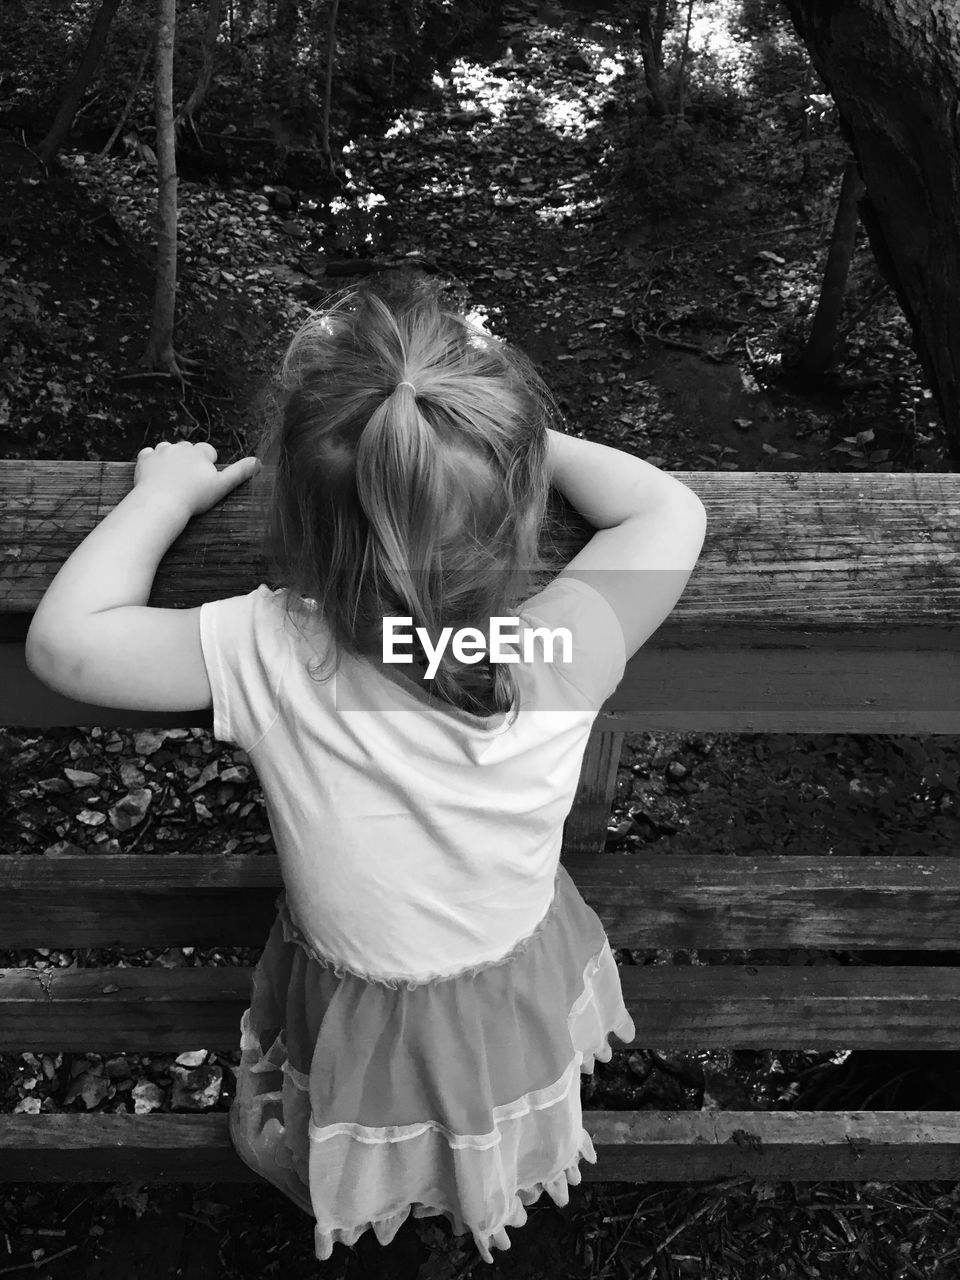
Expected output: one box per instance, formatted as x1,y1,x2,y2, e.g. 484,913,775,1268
563,728,624,855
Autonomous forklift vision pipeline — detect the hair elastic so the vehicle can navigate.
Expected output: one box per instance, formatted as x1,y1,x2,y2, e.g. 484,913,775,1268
396,381,417,394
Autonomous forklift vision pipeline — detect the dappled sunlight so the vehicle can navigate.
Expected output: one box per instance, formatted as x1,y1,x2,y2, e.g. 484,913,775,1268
383,109,431,139
665,0,755,94
447,57,516,125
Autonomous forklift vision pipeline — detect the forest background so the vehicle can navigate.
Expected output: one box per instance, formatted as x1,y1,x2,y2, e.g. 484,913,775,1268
3,0,960,1277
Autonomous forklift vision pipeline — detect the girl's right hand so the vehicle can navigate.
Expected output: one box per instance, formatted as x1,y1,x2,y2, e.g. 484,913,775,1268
134,440,262,521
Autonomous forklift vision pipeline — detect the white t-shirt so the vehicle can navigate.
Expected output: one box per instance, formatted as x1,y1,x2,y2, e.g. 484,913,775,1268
199,575,625,983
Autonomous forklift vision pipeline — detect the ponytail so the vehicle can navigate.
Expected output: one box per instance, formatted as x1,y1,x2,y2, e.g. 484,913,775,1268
259,278,561,716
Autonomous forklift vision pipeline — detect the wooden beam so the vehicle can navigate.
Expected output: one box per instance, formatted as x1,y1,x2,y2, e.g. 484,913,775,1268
7,636,960,731
4,854,960,950
7,466,960,622
5,965,960,1051
587,1111,960,1181
0,1114,258,1182
6,466,960,731
564,730,624,855
3,1112,960,1182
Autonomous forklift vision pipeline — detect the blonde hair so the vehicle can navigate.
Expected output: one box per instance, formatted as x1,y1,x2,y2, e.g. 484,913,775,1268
254,276,561,716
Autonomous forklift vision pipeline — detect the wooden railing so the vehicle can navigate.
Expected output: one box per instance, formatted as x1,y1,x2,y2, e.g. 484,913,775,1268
3,461,960,1181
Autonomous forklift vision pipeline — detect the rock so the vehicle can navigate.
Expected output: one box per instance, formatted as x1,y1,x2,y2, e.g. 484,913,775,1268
219,765,249,784
37,777,71,794
65,1066,111,1110
75,808,107,826
119,762,146,788
134,730,168,756
132,1080,165,1115
175,1050,207,1068
108,788,152,832
628,1052,652,1082
606,817,633,841
171,1064,223,1111
64,768,100,787
105,1056,131,1080
187,761,221,793
43,841,86,857
666,760,689,781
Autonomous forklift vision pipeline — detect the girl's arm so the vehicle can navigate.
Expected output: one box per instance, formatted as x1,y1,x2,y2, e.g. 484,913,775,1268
547,428,702,528
547,429,707,659
25,441,260,711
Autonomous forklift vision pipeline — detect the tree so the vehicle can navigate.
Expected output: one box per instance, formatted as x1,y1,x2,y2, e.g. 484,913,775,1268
176,0,222,134
781,0,960,459
38,0,124,164
99,30,155,159
635,0,670,117
795,158,866,382
142,0,180,377
321,0,341,174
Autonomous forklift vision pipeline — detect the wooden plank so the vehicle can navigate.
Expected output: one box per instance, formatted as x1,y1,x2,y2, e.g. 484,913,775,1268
6,466,960,731
595,644,960,733
5,965,960,1051
6,466,960,623
6,637,960,731
586,1111,960,1182
0,1114,258,1182
5,854,960,950
0,967,251,1051
4,1111,960,1182
563,730,624,855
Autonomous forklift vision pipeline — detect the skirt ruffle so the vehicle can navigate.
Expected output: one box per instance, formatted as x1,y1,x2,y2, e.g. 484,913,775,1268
229,863,636,1264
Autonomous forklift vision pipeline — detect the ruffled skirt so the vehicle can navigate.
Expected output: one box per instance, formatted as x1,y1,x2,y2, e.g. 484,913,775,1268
229,862,636,1264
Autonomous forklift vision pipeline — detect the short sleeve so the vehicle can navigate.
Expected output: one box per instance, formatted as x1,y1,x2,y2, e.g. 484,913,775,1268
198,585,288,751
520,574,627,709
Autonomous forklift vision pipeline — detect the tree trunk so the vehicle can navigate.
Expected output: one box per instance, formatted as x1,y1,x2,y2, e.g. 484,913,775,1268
797,159,867,382
653,0,669,63
38,0,124,164
781,0,960,461
636,5,667,117
142,0,179,376
320,0,340,171
99,30,154,158
177,0,221,127
675,0,695,124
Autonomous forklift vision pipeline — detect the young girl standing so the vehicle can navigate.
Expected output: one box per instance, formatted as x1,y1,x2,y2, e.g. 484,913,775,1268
26,281,707,1266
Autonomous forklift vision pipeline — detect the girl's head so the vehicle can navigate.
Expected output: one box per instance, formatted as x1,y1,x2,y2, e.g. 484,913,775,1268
257,275,560,715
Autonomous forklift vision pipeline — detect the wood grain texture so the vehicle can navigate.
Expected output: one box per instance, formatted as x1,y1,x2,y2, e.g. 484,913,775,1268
4,964,960,1051
4,854,960,950
5,464,960,730
563,730,624,854
4,1111,960,1181
6,464,960,628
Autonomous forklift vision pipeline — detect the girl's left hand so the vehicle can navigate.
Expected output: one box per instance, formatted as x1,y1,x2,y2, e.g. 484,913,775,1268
134,440,262,520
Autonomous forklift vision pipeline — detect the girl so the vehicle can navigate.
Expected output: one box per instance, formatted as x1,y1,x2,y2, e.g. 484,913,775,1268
25,280,707,1267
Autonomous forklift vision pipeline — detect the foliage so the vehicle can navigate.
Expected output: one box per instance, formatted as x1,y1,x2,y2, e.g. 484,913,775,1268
0,0,503,161
0,259,47,343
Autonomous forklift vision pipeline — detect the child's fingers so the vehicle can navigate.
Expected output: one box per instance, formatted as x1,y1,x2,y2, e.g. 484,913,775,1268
218,456,262,492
